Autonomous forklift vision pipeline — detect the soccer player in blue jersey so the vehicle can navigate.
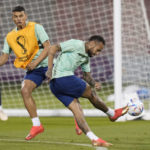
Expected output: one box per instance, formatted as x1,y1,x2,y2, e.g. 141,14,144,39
46,36,129,147
0,6,50,140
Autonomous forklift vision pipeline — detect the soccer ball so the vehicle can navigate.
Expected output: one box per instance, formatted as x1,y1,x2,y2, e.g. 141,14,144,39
127,99,144,116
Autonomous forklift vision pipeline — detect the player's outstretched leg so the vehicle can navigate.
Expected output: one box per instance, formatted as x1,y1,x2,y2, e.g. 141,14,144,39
74,118,82,135
81,85,128,122
25,124,44,140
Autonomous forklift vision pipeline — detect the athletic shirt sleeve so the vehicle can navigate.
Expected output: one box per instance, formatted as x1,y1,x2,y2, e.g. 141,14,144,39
81,58,90,72
33,23,49,68
60,39,75,53
35,24,49,44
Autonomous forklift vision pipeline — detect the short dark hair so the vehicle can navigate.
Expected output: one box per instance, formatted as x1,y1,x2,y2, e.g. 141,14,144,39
12,6,25,12
88,35,105,45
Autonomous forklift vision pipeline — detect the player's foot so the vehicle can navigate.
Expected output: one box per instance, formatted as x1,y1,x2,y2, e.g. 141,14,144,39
109,106,129,122
0,110,8,121
75,127,82,135
25,124,44,140
92,138,113,147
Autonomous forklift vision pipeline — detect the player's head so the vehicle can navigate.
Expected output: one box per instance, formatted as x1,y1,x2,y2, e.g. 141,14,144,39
12,6,27,29
86,35,105,57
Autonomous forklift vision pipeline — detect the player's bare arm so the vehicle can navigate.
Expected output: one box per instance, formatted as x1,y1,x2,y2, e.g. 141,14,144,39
0,53,9,66
46,44,61,80
26,40,51,70
83,72,101,90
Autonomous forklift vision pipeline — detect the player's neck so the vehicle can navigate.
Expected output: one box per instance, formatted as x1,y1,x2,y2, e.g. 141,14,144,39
17,22,27,30
17,24,26,30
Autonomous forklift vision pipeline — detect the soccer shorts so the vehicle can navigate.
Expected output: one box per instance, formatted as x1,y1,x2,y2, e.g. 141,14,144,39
24,67,48,87
50,75,86,107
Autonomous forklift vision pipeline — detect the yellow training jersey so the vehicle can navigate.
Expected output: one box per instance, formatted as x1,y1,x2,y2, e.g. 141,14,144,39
6,22,39,69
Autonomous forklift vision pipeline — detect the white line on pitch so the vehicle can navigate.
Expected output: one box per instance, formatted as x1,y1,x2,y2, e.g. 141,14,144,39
0,138,92,147
0,138,108,150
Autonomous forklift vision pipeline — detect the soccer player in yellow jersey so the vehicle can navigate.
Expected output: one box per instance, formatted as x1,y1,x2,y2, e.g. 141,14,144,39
0,6,50,140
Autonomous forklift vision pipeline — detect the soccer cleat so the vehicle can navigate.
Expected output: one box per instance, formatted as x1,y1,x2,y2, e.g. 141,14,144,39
0,110,8,121
92,138,113,147
109,106,129,122
25,124,44,140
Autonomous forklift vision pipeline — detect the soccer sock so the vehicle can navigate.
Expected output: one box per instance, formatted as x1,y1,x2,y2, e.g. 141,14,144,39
106,108,115,117
32,117,41,126
86,131,99,140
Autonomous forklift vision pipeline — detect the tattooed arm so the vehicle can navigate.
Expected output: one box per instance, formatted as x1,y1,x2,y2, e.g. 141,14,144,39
45,44,61,81
83,72,101,90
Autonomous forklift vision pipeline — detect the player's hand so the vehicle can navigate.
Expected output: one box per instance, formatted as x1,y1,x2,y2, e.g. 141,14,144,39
45,68,52,82
94,82,101,91
26,61,37,71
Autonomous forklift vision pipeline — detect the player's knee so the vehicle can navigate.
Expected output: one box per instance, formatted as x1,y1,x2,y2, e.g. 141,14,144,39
21,87,30,97
87,88,94,99
82,85,92,98
21,86,32,97
21,80,35,96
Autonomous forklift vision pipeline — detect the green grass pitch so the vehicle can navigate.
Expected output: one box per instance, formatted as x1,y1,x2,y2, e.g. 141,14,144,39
0,117,150,150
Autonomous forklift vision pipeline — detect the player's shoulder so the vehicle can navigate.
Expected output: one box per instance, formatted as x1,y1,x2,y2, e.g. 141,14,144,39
60,39,84,48
27,21,40,27
6,28,16,37
26,22,43,29
67,39,83,45
34,23,45,32
28,21,36,24
72,39,84,46
27,22,45,34
69,39,83,42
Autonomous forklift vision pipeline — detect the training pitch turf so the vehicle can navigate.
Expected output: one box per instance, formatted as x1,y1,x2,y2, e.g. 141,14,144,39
0,117,149,150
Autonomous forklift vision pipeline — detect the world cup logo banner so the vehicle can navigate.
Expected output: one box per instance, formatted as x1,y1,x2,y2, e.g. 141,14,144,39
16,35,30,62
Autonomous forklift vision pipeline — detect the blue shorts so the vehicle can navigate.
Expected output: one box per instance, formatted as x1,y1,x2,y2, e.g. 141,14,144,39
50,75,86,107
24,67,48,87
